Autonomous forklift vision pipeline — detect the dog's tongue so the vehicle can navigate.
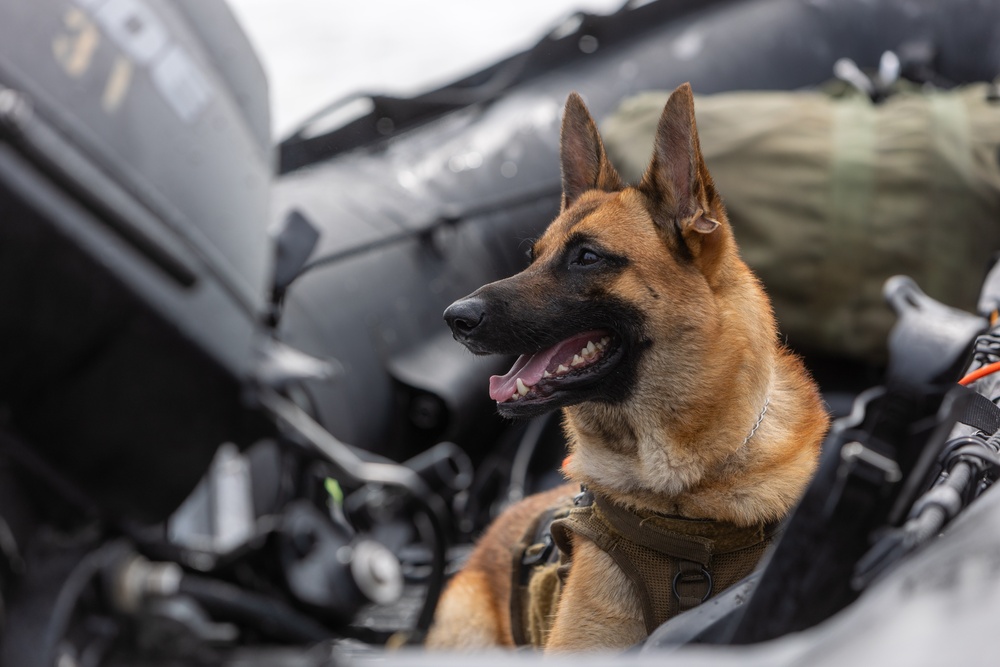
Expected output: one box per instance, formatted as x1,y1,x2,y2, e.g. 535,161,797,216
489,354,550,402
488,331,604,402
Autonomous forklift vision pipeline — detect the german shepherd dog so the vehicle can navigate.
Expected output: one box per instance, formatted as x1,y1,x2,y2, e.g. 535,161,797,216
426,84,829,652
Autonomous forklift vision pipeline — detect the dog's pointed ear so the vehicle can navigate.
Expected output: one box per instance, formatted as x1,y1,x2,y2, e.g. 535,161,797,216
640,83,723,240
560,92,624,210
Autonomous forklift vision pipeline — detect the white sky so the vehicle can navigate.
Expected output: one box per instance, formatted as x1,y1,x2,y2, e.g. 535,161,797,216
225,0,625,137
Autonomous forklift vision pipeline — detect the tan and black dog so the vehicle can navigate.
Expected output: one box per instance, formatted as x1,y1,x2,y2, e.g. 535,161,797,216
427,83,829,652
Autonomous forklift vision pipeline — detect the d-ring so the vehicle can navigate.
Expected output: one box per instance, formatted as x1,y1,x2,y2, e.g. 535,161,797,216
672,567,713,602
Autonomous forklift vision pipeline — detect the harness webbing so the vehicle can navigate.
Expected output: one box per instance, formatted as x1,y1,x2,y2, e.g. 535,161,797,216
510,489,778,646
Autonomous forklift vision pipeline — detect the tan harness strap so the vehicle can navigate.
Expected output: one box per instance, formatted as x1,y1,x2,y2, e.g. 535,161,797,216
511,489,779,645
552,492,778,635
594,495,713,565
510,496,577,647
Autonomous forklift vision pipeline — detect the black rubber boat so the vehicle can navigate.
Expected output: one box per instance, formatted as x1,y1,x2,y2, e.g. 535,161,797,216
2,0,1000,665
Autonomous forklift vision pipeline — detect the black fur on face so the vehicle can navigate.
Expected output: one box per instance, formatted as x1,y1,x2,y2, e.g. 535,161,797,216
444,257,651,418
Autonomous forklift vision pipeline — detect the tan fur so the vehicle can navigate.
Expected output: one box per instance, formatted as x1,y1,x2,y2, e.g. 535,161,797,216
426,83,830,652
426,484,574,649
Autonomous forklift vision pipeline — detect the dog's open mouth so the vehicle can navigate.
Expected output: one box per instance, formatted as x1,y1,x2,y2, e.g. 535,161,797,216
489,329,622,414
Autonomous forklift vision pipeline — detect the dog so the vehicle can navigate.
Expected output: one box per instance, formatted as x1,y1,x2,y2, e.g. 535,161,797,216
425,83,829,652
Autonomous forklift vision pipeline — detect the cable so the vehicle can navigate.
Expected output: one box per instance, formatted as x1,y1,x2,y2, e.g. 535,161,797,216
855,438,993,590
507,412,555,505
178,574,330,643
41,542,125,667
958,360,1000,385
287,184,560,289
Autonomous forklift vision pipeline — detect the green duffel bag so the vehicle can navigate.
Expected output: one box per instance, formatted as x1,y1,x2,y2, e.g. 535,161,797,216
602,83,1000,364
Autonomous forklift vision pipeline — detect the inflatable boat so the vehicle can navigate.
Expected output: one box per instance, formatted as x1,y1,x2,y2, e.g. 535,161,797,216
2,0,1000,665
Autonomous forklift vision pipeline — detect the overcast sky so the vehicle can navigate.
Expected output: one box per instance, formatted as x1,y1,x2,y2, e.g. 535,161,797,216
225,0,624,137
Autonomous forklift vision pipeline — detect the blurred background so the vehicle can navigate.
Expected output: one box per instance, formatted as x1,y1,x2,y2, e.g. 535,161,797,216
225,0,623,137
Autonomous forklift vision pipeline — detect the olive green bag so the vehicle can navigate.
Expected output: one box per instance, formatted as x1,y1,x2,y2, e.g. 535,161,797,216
602,84,1000,363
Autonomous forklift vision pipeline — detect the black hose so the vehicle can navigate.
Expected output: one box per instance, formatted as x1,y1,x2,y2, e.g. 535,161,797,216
406,495,448,634
945,460,974,494
856,445,987,588
906,504,947,544
178,574,330,644
904,458,976,544
41,542,127,667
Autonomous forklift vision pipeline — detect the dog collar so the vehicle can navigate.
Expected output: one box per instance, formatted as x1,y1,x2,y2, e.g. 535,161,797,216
560,395,772,472
742,396,770,446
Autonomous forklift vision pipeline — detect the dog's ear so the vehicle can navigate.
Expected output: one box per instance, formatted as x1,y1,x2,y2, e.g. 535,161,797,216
639,83,724,242
560,92,624,210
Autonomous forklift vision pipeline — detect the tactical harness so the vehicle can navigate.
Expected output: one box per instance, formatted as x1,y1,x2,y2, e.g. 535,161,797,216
510,488,779,648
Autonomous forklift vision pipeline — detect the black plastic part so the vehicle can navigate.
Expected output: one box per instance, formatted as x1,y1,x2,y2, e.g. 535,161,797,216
0,0,273,522
277,501,366,623
0,0,273,314
271,209,321,301
0,198,251,522
402,441,474,500
977,254,1000,317
722,277,984,645
883,276,987,387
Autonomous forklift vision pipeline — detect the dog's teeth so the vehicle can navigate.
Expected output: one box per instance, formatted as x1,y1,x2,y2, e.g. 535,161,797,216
557,364,569,374
572,354,585,367
543,370,552,378
587,341,596,355
516,378,529,396
600,336,610,347
510,390,520,401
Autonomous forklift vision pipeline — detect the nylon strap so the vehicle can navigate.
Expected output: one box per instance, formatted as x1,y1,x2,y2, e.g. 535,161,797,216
594,494,779,559
551,492,777,636
958,387,1000,435
510,497,576,647
594,496,711,564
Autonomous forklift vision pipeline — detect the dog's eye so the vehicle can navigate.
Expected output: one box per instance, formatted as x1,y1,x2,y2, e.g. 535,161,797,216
573,248,602,267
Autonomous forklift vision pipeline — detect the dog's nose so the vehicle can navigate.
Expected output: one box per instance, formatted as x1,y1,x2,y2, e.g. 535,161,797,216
444,297,486,338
